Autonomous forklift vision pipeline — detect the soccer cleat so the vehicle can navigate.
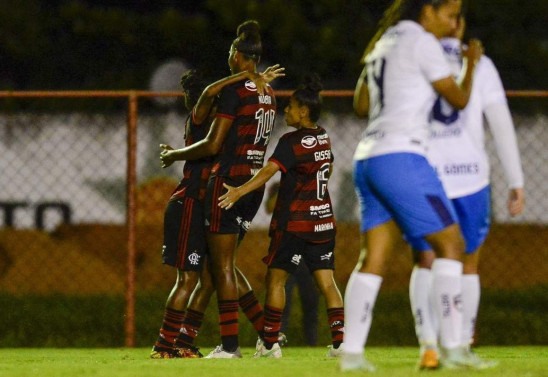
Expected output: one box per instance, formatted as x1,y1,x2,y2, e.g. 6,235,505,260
255,332,288,351
326,343,344,358
150,349,176,359
254,342,282,358
441,346,497,370
204,345,242,359
174,346,203,358
461,347,498,369
339,352,376,372
278,332,288,346
418,347,440,370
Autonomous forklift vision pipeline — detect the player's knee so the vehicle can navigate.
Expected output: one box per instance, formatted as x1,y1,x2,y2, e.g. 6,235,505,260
175,270,200,287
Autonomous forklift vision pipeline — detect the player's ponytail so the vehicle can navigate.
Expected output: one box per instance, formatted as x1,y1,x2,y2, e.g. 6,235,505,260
361,0,456,63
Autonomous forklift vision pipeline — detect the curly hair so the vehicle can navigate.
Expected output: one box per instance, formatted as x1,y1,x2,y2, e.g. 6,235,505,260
179,69,207,109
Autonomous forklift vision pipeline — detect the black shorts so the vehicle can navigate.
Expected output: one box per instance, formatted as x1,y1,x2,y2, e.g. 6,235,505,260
204,176,264,239
162,197,207,271
263,230,336,273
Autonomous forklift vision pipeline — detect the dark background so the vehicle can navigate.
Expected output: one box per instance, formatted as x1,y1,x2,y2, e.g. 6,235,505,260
1,0,546,92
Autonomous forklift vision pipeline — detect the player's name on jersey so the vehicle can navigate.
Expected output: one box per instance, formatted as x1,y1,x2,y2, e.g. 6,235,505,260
258,95,272,104
314,222,334,232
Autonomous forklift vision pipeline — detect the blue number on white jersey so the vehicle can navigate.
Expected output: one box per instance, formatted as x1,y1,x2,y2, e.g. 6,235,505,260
431,96,459,125
367,58,386,120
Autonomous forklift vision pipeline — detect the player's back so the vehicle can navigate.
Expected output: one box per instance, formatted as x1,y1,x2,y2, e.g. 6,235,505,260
212,79,276,185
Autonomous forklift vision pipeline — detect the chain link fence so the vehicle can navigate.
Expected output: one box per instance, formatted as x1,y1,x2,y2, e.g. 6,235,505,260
0,92,546,347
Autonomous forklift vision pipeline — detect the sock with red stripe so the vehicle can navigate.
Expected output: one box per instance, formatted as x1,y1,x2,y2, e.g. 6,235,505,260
263,305,283,349
327,307,344,348
153,308,185,352
239,291,264,338
219,300,239,352
174,308,204,349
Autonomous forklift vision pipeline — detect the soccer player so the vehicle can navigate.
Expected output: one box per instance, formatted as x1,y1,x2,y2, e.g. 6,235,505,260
218,75,345,359
160,20,277,358
152,63,284,358
345,0,483,371
407,16,524,369
266,182,320,347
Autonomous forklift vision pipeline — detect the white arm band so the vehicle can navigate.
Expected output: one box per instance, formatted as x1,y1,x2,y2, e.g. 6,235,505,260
484,102,524,189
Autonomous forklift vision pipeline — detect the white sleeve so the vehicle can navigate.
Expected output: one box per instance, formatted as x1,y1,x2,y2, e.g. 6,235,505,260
484,102,524,189
479,57,507,108
418,34,452,83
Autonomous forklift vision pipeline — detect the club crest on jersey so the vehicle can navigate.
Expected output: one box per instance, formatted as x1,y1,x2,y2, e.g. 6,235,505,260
244,80,257,91
188,251,201,265
301,135,317,148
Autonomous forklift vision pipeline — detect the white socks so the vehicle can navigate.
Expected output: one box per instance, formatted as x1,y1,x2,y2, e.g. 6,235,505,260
461,274,480,346
343,272,383,354
431,258,463,350
409,267,438,348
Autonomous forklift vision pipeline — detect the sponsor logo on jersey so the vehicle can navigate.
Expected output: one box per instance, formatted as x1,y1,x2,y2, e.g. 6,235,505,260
244,80,257,91
310,202,332,217
317,133,329,145
301,135,317,148
247,149,265,162
443,163,479,175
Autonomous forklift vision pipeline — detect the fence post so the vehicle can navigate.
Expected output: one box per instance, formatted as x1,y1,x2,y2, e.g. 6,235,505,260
125,91,138,347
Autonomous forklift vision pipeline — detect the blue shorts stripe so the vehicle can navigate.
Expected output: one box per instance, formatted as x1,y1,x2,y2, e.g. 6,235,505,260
408,185,491,254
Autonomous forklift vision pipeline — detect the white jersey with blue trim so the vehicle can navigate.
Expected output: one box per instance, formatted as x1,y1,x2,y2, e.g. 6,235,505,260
354,21,452,161
426,38,523,198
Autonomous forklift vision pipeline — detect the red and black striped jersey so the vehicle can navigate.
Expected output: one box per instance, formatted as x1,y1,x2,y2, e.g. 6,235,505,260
268,126,336,242
170,110,213,201
210,79,276,186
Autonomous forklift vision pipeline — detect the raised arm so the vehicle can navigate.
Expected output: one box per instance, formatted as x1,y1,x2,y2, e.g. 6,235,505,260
432,39,483,110
218,161,280,209
194,65,285,124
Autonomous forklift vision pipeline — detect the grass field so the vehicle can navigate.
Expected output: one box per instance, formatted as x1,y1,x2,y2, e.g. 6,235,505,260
0,346,546,377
